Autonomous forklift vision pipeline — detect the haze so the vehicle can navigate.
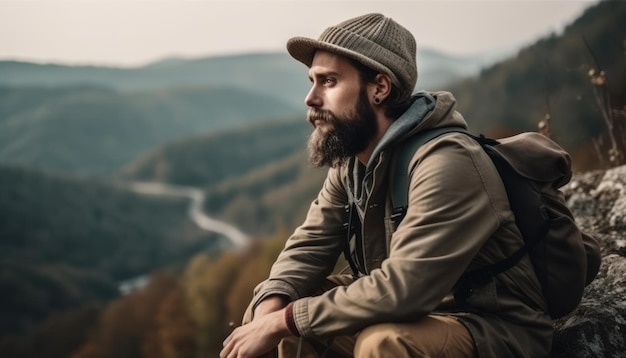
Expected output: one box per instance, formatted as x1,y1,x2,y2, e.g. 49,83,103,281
0,0,598,67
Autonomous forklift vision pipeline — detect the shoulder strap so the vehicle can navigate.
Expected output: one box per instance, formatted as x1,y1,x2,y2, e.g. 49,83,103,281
391,126,470,222
342,202,362,278
389,128,569,308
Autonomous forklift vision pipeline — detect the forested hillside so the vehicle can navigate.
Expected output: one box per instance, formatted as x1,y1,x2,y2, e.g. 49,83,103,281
0,165,222,339
0,232,289,358
0,50,493,107
117,119,326,234
0,53,309,106
117,119,311,187
448,0,626,170
0,86,298,175
0,45,497,178
204,149,327,234
0,166,219,279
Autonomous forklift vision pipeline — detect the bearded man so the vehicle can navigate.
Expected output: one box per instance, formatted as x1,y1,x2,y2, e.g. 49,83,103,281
220,13,552,358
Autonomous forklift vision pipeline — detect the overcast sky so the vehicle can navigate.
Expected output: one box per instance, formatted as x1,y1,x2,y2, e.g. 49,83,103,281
0,0,599,67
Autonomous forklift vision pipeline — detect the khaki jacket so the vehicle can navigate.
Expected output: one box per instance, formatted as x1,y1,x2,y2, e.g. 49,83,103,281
252,92,553,357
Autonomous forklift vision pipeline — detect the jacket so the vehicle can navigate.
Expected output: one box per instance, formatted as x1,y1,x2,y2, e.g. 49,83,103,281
252,91,553,357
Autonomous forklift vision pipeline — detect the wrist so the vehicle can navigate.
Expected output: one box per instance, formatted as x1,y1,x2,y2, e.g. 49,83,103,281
255,295,289,318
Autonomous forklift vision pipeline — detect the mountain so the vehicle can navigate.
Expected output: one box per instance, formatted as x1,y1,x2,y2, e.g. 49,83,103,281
203,149,326,234
0,165,217,281
447,0,626,171
116,118,327,234
0,48,499,177
0,50,495,107
116,118,326,233
0,85,299,175
117,119,312,187
416,47,513,90
0,164,224,336
0,53,309,106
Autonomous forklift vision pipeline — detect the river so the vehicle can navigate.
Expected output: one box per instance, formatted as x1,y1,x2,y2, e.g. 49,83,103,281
129,181,249,248
119,181,250,294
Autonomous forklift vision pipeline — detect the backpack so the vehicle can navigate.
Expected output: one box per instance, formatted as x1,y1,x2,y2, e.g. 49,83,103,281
343,127,602,319
395,127,602,318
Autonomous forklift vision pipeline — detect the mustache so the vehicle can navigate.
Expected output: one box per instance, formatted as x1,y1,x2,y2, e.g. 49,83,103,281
307,108,335,125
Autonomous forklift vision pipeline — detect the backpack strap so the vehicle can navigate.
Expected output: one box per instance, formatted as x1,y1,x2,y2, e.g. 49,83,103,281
343,186,364,278
344,127,467,278
453,138,552,305
343,203,362,278
391,126,470,223
390,128,551,306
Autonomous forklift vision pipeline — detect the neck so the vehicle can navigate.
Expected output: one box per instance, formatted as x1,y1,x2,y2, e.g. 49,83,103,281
356,113,394,165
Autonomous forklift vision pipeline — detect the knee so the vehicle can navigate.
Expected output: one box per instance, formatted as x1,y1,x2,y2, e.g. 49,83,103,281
354,318,476,358
354,324,408,357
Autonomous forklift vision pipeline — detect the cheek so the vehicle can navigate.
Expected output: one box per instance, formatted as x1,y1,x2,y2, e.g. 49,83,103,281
337,91,361,112
324,84,361,117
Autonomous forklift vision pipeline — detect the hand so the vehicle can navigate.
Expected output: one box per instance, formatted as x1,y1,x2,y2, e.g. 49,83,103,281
220,309,291,358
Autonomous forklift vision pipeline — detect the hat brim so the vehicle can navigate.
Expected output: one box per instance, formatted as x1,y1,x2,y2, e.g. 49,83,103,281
286,36,401,87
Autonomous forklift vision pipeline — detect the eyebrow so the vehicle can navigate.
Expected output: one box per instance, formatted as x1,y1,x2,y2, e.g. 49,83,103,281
308,70,340,82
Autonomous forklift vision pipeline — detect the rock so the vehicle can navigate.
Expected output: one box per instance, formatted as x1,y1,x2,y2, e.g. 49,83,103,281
552,165,626,357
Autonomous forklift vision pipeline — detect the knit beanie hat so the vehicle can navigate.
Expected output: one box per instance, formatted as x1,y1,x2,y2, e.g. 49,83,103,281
287,13,417,100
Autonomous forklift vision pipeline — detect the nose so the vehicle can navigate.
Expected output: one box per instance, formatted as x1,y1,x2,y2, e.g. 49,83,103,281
304,85,322,108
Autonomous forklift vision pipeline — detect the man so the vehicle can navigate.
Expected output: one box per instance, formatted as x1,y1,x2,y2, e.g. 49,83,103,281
220,13,552,358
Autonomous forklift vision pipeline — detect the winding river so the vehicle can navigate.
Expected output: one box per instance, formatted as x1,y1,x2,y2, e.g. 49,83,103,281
119,181,250,295
128,181,249,248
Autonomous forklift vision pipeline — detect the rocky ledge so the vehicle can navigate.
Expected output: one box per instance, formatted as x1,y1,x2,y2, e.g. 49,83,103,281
552,165,626,357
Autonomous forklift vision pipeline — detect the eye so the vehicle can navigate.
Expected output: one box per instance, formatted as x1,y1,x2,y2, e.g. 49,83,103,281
323,77,336,86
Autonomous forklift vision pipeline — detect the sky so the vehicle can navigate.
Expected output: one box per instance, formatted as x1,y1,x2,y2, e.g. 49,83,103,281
0,0,599,68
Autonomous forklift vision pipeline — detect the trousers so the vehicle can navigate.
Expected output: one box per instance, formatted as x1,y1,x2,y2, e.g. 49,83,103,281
277,314,475,358
244,275,476,358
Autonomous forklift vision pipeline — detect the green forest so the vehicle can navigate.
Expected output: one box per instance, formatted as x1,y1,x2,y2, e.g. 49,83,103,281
0,86,299,175
1,1,625,357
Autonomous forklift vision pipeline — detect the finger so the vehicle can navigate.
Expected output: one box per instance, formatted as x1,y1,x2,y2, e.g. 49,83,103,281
218,346,228,358
220,334,235,358
220,343,235,358
223,331,234,347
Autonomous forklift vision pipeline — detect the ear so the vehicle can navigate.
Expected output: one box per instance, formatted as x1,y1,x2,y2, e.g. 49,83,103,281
370,73,392,104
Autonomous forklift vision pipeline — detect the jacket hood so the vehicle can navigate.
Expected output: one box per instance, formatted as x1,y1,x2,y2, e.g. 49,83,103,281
351,91,468,206
365,90,468,171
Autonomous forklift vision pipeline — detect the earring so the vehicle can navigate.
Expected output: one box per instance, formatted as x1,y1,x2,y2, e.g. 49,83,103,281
374,97,381,104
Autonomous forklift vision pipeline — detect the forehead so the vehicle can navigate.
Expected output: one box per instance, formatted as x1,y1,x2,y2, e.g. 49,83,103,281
308,50,359,77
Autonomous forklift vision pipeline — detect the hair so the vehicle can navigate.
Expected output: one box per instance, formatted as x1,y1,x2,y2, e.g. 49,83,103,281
348,58,413,119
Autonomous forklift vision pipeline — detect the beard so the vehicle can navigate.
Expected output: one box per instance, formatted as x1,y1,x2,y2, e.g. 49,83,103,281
306,90,378,168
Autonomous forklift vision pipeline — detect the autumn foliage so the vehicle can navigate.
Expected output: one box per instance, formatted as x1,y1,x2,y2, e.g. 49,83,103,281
16,232,285,358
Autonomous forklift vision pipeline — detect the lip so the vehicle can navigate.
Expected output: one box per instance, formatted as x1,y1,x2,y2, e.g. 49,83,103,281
309,117,324,128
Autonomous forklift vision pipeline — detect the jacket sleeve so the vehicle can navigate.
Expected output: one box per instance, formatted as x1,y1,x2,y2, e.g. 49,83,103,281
251,166,349,311
291,135,506,337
